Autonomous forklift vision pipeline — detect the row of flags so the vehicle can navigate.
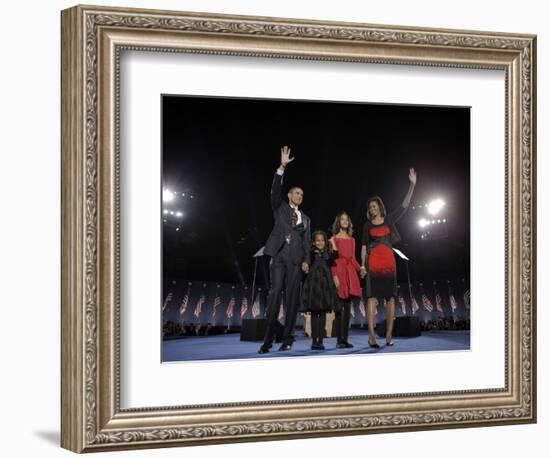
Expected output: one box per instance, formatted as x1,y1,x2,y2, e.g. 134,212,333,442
341,287,469,324
163,282,471,324
165,283,264,325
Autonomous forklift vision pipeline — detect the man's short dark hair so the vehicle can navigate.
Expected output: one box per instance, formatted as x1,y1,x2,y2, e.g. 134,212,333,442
288,186,303,194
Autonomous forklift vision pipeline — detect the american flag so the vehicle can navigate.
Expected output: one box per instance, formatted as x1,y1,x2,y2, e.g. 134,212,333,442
422,293,433,312
411,296,420,315
179,287,190,317
398,295,407,315
240,294,249,319
435,291,444,313
373,298,380,316
211,289,221,319
278,296,285,321
251,290,261,318
450,294,458,312
226,294,235,319
162,292,173,312
464,289,470,309
194,290,205,319
358,298,366,317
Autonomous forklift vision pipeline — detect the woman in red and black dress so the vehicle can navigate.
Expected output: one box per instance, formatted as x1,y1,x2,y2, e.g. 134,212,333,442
360,168,417,347
329,212,362,348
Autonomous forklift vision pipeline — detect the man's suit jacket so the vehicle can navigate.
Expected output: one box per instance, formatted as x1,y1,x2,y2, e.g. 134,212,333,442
264,171,311,266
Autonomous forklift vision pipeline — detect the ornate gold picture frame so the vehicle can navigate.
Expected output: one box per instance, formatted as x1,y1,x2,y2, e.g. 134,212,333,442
61,4,536,453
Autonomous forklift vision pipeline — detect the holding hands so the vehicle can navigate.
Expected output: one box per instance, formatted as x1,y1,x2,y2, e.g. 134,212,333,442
360,266,367,279
330,237,340,290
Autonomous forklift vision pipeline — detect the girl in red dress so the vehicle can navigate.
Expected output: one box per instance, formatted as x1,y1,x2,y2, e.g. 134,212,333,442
329,212,362,348
360,168,417,347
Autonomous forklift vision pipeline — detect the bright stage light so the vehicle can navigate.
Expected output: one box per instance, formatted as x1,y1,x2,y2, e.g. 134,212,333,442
163,189,175,203
163,209,169,215
427,198,445,215
418,218,429,228
176,211,183,217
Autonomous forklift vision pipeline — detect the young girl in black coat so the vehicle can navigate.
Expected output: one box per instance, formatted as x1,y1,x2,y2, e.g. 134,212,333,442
300,230,341,350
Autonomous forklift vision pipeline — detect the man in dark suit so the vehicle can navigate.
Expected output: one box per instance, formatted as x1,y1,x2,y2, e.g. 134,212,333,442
259,146,311,354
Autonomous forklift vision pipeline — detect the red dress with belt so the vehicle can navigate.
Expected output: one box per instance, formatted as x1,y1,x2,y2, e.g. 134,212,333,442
330,236,362,299
362,205,408,299
367,225,396,277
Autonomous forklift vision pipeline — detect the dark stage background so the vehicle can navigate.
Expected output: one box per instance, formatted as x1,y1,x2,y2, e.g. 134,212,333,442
161,94,470,297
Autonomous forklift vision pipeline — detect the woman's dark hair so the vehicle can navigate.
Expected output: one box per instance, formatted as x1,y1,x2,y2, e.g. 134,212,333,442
366,196,387,220
311,230,329,251
332,211,354,236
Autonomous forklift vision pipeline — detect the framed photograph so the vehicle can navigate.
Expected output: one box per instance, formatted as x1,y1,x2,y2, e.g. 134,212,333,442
61,4,537,453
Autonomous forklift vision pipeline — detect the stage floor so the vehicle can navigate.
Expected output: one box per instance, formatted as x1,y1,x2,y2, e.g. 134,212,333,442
162,329,470,362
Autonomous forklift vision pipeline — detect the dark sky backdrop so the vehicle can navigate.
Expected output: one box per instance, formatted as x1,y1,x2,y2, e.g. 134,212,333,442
162,95,470,289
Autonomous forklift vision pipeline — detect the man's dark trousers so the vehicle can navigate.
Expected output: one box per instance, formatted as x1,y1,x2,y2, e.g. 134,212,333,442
263,243,303,347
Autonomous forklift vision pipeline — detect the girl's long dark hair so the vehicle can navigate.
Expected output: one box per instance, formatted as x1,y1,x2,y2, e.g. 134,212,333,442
366,196,387,221
332,211,354,236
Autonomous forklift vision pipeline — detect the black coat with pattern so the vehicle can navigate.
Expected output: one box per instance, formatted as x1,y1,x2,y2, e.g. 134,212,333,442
299,249,341,313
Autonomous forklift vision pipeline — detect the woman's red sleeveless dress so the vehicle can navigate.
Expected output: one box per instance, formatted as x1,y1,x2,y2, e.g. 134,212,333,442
330,236,362,300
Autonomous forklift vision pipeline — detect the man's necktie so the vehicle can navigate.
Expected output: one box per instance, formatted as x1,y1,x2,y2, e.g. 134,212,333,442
291,209,298,227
